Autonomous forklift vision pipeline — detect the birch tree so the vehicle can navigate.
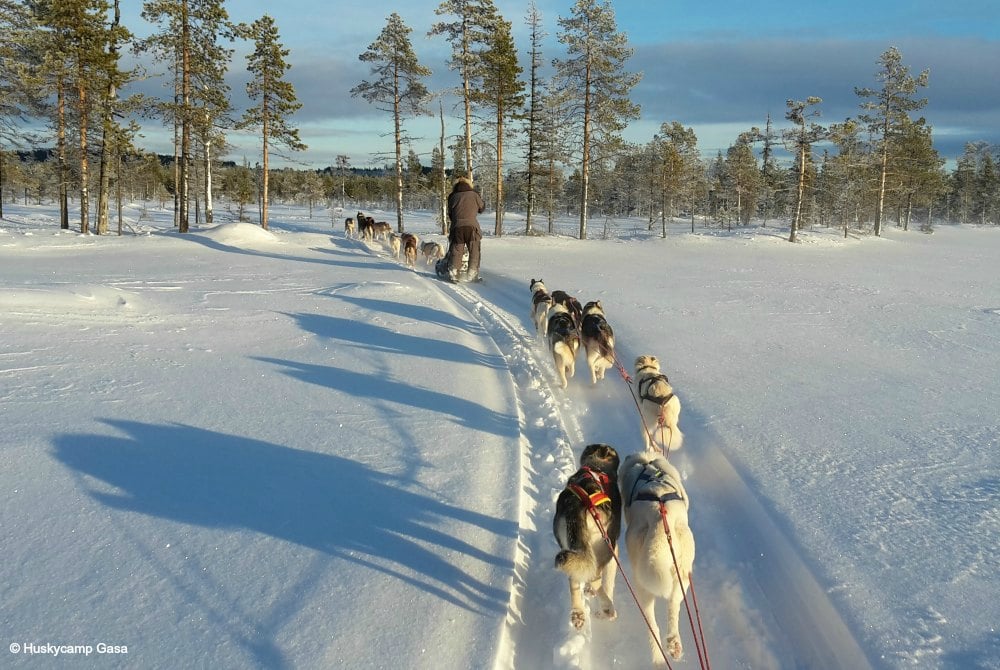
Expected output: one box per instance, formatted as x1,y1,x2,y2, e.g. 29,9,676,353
856,46,929,236
238,14,305,230
351,12,430,233
554,0,640,239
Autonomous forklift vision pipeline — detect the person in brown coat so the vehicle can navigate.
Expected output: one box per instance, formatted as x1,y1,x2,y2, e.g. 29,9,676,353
446,176,485,282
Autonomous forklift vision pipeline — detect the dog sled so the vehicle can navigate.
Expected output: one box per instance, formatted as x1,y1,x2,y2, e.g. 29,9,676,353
434,249,481,283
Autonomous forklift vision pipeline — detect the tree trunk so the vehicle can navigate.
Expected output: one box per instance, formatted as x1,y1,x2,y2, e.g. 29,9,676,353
439,102,447,235
579,59,592,240
77,72,90,235
178,0,191,233
261,119,270,230
494,110,504,236
205,134,214,224
57,77,69,230
392,66,404,233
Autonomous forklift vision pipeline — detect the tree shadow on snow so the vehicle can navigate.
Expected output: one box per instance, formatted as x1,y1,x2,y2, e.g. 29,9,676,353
255,357,517,439
282,311,504,370
52,419,515,618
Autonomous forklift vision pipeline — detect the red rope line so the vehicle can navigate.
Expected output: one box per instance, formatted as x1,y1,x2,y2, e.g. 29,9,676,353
658,503,711,670
586,504,674,669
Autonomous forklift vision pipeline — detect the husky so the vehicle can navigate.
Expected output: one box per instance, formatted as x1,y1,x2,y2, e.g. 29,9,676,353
421,241,445,266
581,300,615,384
553,443,622,630
619,451,695,663
529,278,553,336
372,221,392,243
548,303,581,388
401,233,419,268
344,217,356,238
388,232,401,259
551,289,583,328
634,355,684,453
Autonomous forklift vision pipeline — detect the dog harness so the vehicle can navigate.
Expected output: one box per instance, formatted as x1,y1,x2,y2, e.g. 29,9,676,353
568,467,612,509
626,464,684,508
637,371,675,405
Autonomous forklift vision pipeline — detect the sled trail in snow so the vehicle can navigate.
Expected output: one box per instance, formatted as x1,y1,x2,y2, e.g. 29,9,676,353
443,274,876,670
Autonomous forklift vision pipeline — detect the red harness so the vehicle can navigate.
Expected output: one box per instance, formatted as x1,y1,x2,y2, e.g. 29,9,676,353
567,467,612,509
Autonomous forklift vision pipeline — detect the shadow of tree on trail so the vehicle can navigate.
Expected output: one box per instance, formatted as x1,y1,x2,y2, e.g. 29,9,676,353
53,419,515,620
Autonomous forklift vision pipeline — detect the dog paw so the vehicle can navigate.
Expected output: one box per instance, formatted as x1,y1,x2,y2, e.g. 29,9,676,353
594,604,617,621
666,635,683,659
570,608,586,630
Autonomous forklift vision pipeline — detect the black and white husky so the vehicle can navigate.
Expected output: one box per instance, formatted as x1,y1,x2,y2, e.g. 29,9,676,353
547,303,581,388
634,355,684,453
530,278,553,336
581,300,615,384
553,443,622,630
619,450,695,663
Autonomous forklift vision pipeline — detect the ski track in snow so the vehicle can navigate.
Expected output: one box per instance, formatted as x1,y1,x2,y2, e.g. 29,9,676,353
366,241,876,670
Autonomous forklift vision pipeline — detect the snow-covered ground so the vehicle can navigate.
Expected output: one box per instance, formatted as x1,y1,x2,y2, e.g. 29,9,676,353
1,201,998,669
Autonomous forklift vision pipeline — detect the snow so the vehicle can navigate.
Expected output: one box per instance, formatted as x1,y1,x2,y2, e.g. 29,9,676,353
1,201,998,670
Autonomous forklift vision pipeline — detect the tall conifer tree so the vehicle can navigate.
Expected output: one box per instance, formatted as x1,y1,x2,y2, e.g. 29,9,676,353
352,12,430,233
238,14,305,231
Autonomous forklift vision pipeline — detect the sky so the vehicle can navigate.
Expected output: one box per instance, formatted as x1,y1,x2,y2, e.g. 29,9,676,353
117,0,1000,169
2,199,999,668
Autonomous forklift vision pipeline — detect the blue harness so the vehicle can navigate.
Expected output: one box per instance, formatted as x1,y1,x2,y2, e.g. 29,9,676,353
627,463,685,507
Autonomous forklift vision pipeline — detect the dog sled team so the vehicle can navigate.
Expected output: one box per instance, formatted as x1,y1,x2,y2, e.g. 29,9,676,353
535,277,703,667
344,211,447,270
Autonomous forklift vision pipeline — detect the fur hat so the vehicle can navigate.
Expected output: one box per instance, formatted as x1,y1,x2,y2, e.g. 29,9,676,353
452,176,473,189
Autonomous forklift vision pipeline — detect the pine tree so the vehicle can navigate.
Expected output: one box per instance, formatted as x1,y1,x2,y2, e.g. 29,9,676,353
238,14,306,230
554,0,641,239
474,15,524,236
429,0,499,183
140,0,236,232
856,46,929,236
522,0,545,235
351,12,430,233
782,97,826,243
727,134,761,226
654,121,700,238
0,0,38,220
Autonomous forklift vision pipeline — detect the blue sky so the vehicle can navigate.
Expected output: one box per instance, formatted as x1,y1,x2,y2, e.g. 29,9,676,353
122,1,1000,169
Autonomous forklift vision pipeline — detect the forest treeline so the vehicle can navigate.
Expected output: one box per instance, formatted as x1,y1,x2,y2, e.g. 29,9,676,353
1,1,997,241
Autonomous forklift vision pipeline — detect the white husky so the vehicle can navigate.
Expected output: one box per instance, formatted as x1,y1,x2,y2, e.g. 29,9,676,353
634,355,684,453
619,451,695,663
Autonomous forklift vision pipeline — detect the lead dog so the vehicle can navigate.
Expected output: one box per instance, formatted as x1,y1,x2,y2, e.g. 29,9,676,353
619,450,695,663
548,303,581,388
581,300,615,384
530,278,553,336
554,443,622,630
634,355,684,453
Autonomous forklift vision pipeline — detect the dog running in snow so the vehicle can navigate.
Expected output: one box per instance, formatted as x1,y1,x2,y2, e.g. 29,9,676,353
547,303,581,388
401,233,419,268
388,232,401,259
580,300,616,384
553,443,622,630
619,450,695,662
421,241,445,266
550,289,583,328
634,355,684,453
530,278,553,336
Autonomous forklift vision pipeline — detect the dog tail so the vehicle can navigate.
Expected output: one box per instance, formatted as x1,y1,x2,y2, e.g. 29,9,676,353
554,549,593,577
